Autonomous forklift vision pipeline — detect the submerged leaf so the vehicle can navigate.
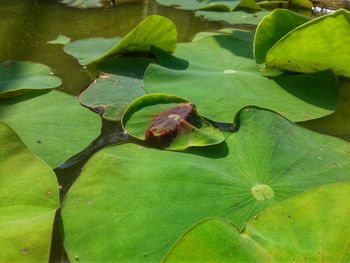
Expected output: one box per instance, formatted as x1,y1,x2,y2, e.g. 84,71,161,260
144,33,339,123
165,182,350,262
62,108,350,262
0,90,101,168
0,60,61,98
0,122,59,263
64,15,177,65
122,94,224,150
254,9,310,64
266,9,350,77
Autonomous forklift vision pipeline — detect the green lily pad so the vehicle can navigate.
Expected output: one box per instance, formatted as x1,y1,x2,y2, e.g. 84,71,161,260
64,15,177,65
79,58,151,121
61,108,350,262
192,28,254,42
254,9,310,65
155,0,240,11
61,0,111,8
196,10,270,26
301,77,350,141
266,9,350,77
164,182,350,262
0,122,59,263
122,94,224,150
0,61,62,98
47,34,71,45
0,90,101,168
144,33,339,123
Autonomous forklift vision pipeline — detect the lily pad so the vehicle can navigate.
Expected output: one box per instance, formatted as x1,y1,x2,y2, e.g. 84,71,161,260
0,90,101,168
122,94,224,150
155,0,240,11
61,108,350,262
79,58,151,121
47,34,71,45
0,122,59,263
254,9,310,65
61,0,111,8
192,28,254,42
144,33,339,123
0,60,62,98
196,10,270,26
164,182,350,262
266,9,350,77
64,15,177,65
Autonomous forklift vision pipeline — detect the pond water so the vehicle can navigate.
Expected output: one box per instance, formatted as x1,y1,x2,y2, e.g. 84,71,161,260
1,1,350,262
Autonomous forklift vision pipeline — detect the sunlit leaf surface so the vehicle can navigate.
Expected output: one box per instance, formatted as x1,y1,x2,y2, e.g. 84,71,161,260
62,108,350,262
165,183,350,262
0,122,59,263
266,9,350,77
0,61,61,98
144,33,339,123
64,15,177,65
254,9,309,64
0,90,101,168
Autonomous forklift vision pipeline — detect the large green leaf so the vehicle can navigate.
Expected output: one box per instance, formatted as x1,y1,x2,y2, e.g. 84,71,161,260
61,108,350,262
164,182,350,262
79,58,150,121
254,9,310,65
155,0,240,11
144,33,339,123
61,0,111,8
196,10,270,26
122,94,224,150
0,122,59,263
266,9,350,77
0,90,101,168
64,15,177,65
0,61,61,98
301,77,350,141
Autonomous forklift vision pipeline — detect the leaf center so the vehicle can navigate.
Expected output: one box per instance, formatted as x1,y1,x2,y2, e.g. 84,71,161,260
251,184,274,201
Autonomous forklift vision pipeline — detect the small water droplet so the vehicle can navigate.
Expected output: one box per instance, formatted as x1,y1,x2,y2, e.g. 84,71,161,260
21,248,28,255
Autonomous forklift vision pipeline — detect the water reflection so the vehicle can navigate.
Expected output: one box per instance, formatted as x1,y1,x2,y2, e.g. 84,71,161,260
0,0,224,95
